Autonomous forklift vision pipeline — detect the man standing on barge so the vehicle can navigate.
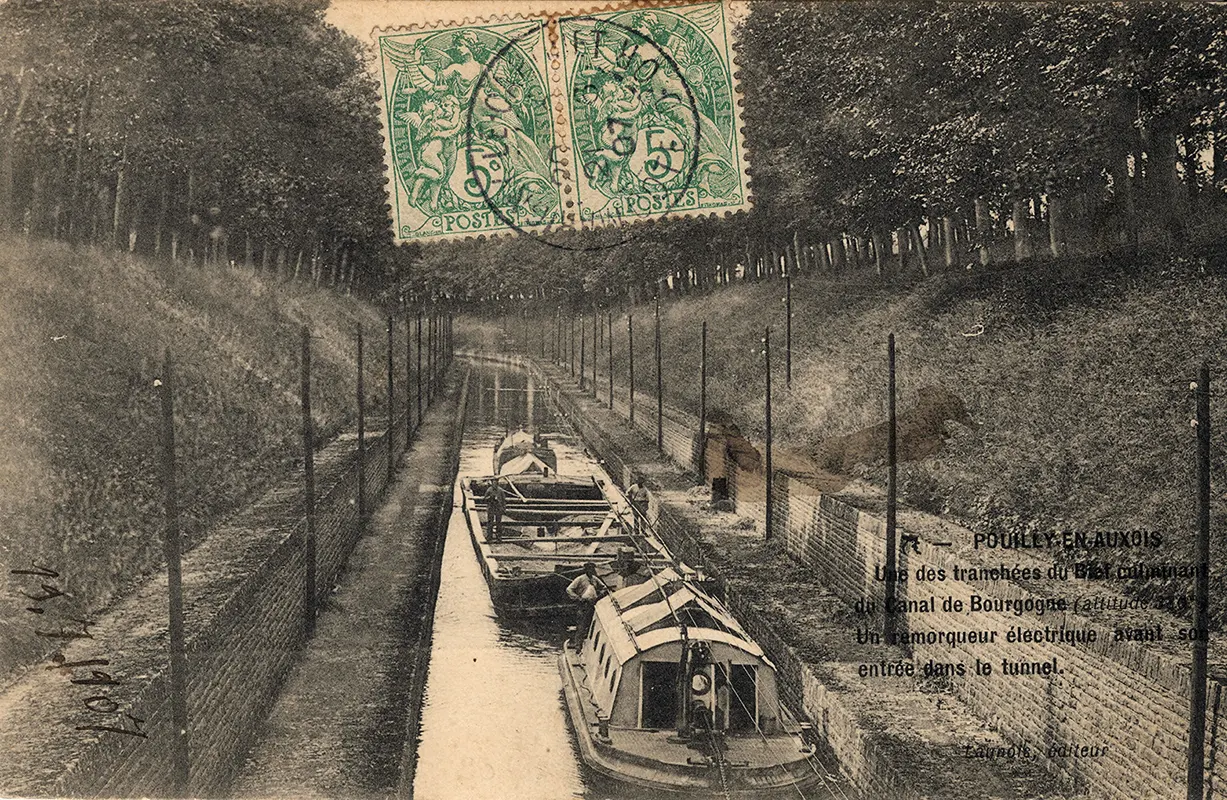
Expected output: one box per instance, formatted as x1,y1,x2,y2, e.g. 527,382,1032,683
567,562,604,632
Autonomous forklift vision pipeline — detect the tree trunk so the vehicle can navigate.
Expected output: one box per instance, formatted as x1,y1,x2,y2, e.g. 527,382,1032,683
26,171,45,237
816,240,830,272
154,180,168,257
127,207,140,253
974,197,992,266
943,216,956,269
1149,119,1182,244
67,80,95,242
261,241,270,273
1119,154,1139,251
293,248,304,281
0,67,35,234
1214,125,1227,194
338,244,350,290
276,245,287,279
895,228,907,272
111,141,128,248
1181,129,1201,210
830,236,847,272
344,249,356,292
1012,198,1031,261
1047,189,1065,258
824,235,844,273
92,183,107,244
871,230,888,277
186,169,197,265
909,223,929,277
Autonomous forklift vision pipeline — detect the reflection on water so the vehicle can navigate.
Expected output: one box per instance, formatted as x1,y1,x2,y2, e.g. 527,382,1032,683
412,363,847,800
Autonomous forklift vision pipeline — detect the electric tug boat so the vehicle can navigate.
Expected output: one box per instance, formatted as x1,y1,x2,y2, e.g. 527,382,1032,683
559,567,823,795
461,431,676,618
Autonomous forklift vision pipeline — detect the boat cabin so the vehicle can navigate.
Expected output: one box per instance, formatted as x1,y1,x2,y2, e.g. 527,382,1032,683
579,569,782,737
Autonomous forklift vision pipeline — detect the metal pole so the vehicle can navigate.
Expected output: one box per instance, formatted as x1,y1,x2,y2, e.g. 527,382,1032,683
415,312,422,428
580,314,586,390
885,333,898,644
159,351,190,795
386,316,395,485
404,316,412,448
357,325,366,524
764,328,773,541
1190,361,1212,800
786,273,792,389
655,296,663,453
607,311,614,408
628,314,635,424
699,320,707,480
301,328,316,637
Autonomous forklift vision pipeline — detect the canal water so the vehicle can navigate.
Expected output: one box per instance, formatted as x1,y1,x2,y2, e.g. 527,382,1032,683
410,361,849,800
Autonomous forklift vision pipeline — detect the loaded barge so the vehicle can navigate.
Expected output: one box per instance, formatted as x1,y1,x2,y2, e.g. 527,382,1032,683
461,431,676,618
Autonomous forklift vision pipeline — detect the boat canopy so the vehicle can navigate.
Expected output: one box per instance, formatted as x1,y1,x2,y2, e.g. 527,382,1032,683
501,430,536,448
497,451,553,475
591,569,766,669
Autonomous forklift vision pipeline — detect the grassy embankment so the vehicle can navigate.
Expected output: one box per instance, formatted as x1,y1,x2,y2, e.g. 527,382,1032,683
507,252,1227,625
0,239,397,684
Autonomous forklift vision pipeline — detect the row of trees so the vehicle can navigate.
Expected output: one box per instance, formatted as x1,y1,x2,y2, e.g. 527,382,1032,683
7,2,1227,303
744,3,1227,266
0,0,392,288
406,2,1227,306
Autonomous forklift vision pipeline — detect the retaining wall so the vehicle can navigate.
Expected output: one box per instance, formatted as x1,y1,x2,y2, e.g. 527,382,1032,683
522,350,1227,799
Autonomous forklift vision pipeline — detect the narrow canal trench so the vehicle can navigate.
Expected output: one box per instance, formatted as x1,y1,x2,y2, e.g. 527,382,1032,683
233,359,843,800
409,363,587,799
410,360,844,800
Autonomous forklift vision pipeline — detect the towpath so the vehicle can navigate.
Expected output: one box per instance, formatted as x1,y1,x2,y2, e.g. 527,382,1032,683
229,375,462,799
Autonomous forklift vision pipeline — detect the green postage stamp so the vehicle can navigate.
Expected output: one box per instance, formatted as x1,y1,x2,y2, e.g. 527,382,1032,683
377,20,564,240
374,1,749,243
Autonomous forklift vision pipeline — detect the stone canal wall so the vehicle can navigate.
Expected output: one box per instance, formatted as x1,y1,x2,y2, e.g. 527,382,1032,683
492,349,1227,799
781,477,1227,798
0,390,436,796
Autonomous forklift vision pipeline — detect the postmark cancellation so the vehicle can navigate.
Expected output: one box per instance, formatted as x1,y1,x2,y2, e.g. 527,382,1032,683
373,1,749,243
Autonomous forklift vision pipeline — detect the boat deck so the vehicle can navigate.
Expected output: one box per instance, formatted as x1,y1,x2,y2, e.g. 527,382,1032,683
606,727,814,770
